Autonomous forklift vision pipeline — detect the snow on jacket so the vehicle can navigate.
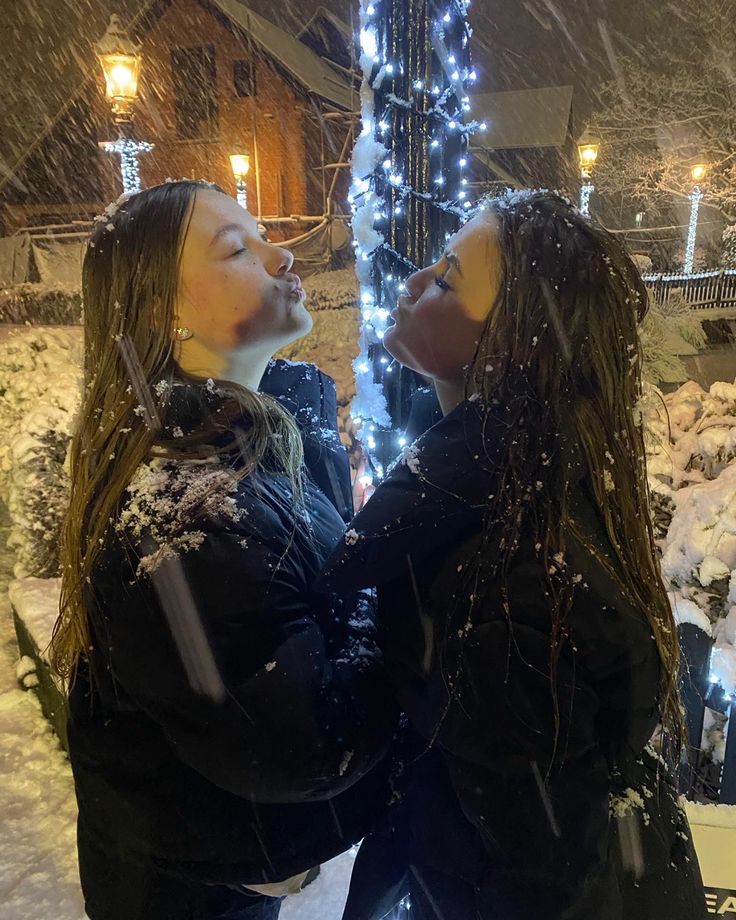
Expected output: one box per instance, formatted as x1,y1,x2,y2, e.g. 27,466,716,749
320,398,708,920
67,361,398,897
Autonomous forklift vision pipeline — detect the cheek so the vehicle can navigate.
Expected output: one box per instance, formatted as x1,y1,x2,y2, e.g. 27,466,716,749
181,267,272,345
385,296,484,378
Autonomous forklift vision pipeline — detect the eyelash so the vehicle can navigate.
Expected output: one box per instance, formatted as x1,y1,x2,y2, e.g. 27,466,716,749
434,274,451,291
230,247,246,257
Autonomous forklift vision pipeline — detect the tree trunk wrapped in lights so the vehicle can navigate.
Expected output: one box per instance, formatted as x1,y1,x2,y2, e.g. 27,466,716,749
350,0,482,478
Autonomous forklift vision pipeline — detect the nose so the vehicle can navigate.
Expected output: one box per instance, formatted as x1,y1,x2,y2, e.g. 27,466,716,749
405,267,427,300
269,243,294,276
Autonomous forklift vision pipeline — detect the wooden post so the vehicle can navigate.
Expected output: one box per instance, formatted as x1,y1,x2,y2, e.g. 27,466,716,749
678,623,714,797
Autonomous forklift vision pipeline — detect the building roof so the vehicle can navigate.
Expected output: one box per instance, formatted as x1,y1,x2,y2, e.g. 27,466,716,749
470,85,573,149
211,0,354,111
297,7,354,72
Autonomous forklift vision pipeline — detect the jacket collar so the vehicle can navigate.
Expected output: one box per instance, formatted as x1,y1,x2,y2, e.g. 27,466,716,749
162,360,353,522
162,359,338,442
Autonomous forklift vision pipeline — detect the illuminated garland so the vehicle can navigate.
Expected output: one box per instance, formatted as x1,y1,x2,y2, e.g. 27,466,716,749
684,185,704,275
101,137,154,195
350,0,483,480
579,181,594,217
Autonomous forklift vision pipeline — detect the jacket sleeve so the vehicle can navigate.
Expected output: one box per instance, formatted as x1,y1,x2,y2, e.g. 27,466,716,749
259,360,354,522
433,558,622,918
94,529,396,804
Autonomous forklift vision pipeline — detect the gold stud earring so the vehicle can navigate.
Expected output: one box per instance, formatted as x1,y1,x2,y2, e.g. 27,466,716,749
174,325,193,341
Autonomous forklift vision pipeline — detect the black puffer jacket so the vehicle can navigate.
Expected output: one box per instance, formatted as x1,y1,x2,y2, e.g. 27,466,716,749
67,362,397,910
321,399,707,920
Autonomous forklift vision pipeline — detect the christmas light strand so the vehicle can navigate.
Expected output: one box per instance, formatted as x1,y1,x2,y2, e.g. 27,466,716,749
350,0,483,479
684,185,703,275
579,182,593,217
102,137,154,195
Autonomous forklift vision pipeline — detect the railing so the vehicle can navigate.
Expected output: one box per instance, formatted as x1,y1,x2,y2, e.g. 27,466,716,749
643,269,736,311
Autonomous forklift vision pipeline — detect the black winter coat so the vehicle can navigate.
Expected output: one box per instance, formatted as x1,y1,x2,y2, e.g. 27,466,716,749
68,361,397,913
320,399,707,920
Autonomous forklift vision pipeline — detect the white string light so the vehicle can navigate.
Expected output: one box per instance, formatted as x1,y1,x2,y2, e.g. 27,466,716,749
350,0,480,474
579,182,594,217
101,137,153,195
684,185,704,274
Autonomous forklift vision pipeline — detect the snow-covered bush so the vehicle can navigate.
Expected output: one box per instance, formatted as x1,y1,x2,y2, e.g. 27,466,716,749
642,380,736,733
0,283,82,324
0,328,83,577
640,289,705,385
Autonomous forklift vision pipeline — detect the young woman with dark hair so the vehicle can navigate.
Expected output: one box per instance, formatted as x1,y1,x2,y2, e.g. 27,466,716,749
53,180,396,920
322,191,707,920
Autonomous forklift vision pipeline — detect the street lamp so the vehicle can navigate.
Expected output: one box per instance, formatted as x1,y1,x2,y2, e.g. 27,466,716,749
95,14,152,195
684,163,707,274
229,154,251,209
577,131,600,216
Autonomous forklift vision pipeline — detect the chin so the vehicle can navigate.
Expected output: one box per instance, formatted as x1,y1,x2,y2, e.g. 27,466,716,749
383,327,426,375
280,311,313,348
296,308,313,336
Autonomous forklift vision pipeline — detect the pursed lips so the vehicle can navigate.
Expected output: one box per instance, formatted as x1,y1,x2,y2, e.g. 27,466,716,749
392,295,414,316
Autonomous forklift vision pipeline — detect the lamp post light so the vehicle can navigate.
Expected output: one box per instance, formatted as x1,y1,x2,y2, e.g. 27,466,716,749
577,131,600,216
95,14,152,195
229,154,251,209
684,163,707,275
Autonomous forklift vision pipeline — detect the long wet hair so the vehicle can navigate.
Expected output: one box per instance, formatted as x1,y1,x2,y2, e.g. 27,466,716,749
457,190,683,756
51,180,304,683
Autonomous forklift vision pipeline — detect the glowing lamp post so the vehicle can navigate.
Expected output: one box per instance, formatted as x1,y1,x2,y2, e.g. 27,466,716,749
95,14,152,195
577,132,600,216
684,163,707,274
230,154,251,209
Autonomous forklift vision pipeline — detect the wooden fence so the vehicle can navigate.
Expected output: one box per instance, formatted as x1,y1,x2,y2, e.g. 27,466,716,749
643,269,736,311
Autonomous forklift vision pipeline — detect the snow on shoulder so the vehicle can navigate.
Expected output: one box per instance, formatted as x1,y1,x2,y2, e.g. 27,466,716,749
117,457,246,577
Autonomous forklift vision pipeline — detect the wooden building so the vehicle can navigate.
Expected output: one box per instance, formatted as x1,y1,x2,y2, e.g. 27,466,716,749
0,0,355,237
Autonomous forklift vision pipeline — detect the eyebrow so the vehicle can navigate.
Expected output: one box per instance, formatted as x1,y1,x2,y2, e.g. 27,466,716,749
209,223,245,246
443,249,463,276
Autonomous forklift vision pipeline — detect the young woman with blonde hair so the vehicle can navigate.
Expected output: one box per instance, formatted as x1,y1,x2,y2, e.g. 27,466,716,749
53,180,395,920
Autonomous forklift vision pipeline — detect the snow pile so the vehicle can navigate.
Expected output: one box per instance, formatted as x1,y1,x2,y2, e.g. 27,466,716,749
685,800,736,830
643,380,736,695
8,577,62,658
0,595,84,919
0,327,83,578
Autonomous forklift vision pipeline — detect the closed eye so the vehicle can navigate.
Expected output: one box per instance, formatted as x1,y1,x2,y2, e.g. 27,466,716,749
229,247,247,257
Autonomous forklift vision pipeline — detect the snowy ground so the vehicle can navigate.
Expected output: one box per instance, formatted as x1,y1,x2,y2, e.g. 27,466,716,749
0,501,84,919
0,502,355,919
